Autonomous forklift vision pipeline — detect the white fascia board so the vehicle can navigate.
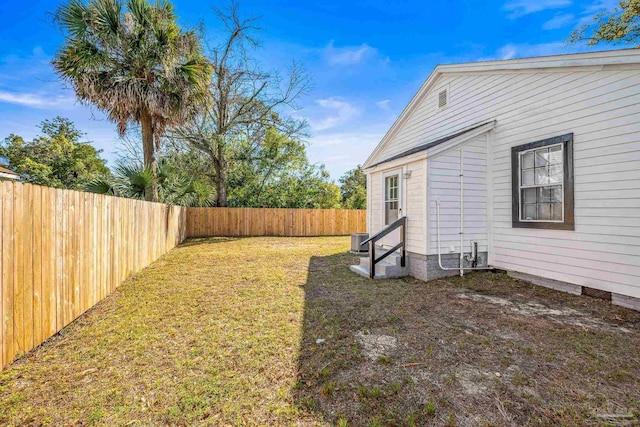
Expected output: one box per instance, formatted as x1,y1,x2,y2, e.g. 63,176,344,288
364,120,497,174
364,120,496,174
363,150,427,174
425,120,497,159
362,71,442,169
438,48,640,74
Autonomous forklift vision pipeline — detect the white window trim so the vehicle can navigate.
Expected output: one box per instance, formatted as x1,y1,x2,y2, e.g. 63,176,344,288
518,142,564,223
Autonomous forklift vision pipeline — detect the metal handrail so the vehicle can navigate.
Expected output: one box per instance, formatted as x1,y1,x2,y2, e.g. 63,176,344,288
360,216,406,245
360,216,406,278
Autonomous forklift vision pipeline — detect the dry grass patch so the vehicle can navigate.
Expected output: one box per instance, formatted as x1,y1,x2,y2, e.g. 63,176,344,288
0,236,639,426
0,237,341,426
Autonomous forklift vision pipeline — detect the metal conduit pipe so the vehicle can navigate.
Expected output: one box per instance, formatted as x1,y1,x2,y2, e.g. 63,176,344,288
436,148,493,275
460,147,464,277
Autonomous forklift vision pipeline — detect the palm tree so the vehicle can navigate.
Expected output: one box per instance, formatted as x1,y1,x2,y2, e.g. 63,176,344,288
85,161,215,207
53,0,212,201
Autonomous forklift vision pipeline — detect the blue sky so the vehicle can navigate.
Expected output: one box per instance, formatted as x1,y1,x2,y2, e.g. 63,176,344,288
0,0,621,179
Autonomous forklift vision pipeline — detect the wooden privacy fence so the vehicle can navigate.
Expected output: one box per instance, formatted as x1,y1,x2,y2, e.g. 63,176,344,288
0,185,365,370
0,182,187,370
186,207,367,237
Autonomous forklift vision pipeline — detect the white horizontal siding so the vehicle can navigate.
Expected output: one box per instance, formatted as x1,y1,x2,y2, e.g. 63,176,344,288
370,65,640,299
368,171,382,238
372,69,640,163
428,136,488,255
404,159,427,254
366,159,428,255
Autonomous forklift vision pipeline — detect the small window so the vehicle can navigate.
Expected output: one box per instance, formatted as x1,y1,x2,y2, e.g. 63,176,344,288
438,89,448,108
512,133,574,230
384,175,399,225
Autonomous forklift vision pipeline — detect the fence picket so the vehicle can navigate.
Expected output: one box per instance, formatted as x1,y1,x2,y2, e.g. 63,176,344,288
0,182,366,370
185,207,365,237
0,183,187,370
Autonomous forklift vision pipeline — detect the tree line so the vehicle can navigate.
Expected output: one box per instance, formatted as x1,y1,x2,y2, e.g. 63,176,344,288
0,117,367,209
1,0,367,209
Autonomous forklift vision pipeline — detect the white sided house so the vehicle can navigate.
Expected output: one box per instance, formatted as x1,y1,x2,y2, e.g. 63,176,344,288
351,48,640,311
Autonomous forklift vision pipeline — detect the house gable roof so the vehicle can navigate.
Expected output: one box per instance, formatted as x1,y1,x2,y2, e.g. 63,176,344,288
362,48,640,169
367,120,494,168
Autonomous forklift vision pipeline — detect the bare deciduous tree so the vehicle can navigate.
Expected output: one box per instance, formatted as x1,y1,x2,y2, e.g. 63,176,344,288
172,1,310,207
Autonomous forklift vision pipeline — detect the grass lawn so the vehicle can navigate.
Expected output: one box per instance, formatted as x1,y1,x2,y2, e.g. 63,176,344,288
0,236,639,426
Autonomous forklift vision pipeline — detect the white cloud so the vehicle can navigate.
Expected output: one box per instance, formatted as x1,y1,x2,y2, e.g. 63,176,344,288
581,0,618,15
542,13,575,30
307,128,389,177
0,48,77,111
0,90,75,109
503,0,572,19
302,105,394,178
376,99,391,111
497,45,519,60
311,130,377,148
324,42,380,65
309,97,360,131
495,42,579,60
576,0,619,25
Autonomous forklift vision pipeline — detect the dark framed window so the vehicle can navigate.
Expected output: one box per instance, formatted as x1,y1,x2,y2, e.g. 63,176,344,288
512,133,574,230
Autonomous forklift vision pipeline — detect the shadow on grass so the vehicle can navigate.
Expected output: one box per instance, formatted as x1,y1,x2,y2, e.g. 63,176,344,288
293,252,640,426
178,236,239,247
293,252,435,426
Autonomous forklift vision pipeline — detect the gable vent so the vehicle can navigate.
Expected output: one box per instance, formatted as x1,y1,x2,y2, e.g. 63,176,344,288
438,89,448,108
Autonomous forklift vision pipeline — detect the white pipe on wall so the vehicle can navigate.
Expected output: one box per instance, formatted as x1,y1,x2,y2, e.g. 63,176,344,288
436,147,492,274
437,201,492,273
460,148,464,277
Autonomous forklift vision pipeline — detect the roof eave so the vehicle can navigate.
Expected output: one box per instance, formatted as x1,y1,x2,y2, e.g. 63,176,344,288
364,120,496,172
362,48,640,169
362,67,443,169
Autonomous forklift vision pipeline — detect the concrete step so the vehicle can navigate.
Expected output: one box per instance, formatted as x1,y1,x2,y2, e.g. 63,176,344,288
361,250,404,267
350,263,407,279
351,249,408,279
359,247,404,267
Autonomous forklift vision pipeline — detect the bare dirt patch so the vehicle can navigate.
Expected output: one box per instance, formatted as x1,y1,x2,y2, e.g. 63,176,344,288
457,289,632,333
354,331,398,361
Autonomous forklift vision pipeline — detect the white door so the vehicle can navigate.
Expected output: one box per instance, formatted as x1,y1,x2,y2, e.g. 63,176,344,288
380,169,403,247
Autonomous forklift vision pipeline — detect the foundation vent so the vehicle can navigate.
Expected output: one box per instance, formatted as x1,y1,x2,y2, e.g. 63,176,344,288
582,286,612,301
